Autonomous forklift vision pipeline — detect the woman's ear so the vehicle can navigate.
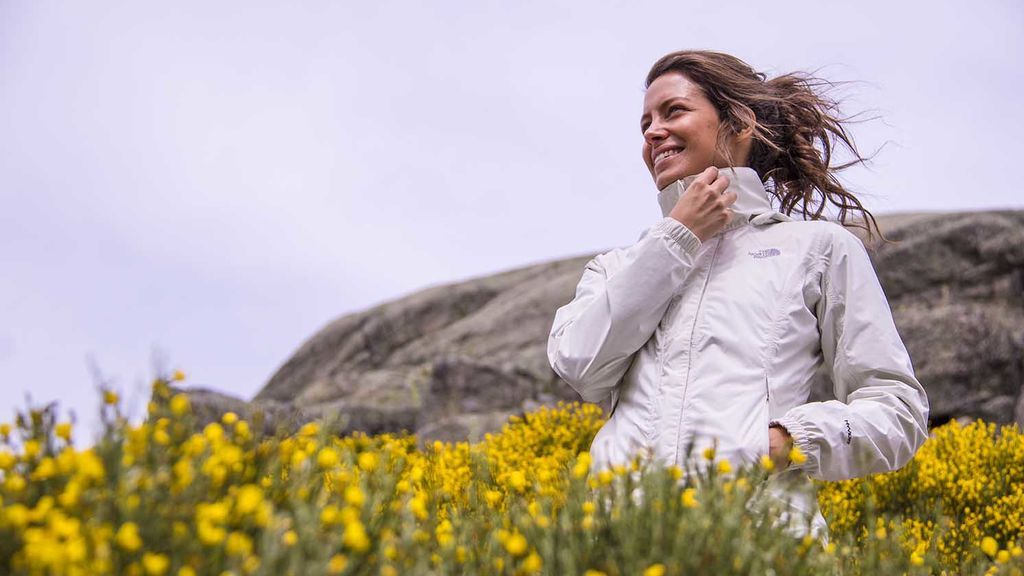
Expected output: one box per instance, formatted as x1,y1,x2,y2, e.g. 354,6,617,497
735,123,755,140
722,116,755,167
730,106,757,141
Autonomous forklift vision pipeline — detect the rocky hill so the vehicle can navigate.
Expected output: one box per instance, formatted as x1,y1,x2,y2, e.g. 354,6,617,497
181,210,1024,441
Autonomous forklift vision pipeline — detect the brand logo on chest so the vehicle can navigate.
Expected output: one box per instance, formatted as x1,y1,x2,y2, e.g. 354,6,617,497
748,248,781,259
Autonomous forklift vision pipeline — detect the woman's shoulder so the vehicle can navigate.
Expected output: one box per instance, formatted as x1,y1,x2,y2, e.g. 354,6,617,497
771,218,869,251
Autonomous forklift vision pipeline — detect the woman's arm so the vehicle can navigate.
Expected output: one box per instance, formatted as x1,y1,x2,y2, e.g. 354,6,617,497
547,216,702,403
771,227,930,481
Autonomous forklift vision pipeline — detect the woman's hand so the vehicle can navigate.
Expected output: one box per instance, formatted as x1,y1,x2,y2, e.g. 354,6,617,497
668,166,737,242
768,425,793,472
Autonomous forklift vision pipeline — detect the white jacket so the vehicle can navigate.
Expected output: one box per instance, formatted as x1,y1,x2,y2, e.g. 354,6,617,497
547,167,929,532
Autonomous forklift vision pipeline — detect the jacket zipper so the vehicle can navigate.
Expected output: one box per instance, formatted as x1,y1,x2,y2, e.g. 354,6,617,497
674,236,724,463
764,373,772,456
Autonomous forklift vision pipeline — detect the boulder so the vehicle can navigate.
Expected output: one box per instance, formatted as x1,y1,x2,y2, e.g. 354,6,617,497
181,210,1024,438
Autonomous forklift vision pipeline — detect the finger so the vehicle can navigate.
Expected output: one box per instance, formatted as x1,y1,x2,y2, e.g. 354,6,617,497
710,175,730,195
722,190,738,207
696,165,719,186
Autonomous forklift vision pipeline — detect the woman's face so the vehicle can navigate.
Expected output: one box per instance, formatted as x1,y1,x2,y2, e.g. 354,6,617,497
641,71,741,190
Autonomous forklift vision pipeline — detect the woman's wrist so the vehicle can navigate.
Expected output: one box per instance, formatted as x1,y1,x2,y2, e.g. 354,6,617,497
768,423,794,470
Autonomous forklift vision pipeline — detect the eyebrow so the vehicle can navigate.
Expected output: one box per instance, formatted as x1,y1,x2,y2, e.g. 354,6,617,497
640,96,694,127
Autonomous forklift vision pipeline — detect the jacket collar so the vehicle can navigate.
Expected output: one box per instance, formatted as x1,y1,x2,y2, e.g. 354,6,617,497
656,166,790,232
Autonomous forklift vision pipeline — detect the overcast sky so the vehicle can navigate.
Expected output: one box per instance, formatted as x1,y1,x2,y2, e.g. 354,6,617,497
2,1,1021,444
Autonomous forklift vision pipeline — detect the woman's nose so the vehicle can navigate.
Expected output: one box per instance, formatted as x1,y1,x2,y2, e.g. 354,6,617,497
643,120,667,143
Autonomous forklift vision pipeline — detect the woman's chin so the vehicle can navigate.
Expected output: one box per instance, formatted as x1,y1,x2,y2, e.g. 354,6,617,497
654,163,702,190
655,171,685,190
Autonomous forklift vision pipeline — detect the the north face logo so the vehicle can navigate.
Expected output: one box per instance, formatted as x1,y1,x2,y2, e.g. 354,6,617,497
748,248,781,259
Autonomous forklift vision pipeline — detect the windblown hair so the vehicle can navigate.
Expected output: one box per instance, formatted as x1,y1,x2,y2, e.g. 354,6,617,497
646,50,884,241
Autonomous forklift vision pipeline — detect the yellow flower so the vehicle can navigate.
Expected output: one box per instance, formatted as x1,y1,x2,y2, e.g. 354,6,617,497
702,446,716,461
344,485,366,508
328,555,348,574
5,474,26,493
484,490,502,506
58,482,81,508
170,394,190,417
504,531,528,556
172,369,186,381
178,568,197,576
584,571,608,576
234,484,264,516
643,564,666,576
197,521,226,546
788,445,807,466
681,488,698,508
317,447,340,469
522,551,543,573
508,470,528,492
23,440,40,460
153,428,171,445
299,422,320,437
77,450,105,481
320,505,340,526
4,504,29,527
225,531,253,556
115,522,143,552
572,452,592,478
103,390,119,405
203,423,225,443
221,412,238,426
357,452,378,472
55,422,73,442
343,521,371,553
759,454,775,471
409,493,429,520
981,536,999,558
142,552,170,576
717,459,732,474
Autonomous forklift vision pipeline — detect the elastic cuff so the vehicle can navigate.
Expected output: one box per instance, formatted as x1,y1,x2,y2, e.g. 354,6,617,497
771,415,815,473
651,217,702,256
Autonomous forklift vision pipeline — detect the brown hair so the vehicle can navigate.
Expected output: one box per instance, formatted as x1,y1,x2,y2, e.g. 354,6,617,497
646,50,884,241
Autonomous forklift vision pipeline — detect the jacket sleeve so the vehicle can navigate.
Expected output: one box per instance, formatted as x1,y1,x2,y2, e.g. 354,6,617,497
772,228,930,481
547,217,703,403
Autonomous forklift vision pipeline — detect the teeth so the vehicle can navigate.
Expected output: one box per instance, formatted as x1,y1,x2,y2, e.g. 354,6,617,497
656,148,682,163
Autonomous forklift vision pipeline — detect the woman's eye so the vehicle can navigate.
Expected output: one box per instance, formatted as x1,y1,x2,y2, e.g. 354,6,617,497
667,105,685,116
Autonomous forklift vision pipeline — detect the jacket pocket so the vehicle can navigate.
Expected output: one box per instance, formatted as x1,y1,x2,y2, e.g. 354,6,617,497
640,333,668,445
760,374,772,458
608,388,621,419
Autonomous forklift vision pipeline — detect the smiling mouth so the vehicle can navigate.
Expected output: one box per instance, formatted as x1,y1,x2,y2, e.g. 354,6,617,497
654,147,684,167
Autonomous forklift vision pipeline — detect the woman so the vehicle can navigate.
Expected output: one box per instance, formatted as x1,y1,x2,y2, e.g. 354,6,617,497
546,50,929,537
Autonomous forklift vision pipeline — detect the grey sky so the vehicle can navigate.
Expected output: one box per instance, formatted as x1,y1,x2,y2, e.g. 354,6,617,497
2,1,1021,443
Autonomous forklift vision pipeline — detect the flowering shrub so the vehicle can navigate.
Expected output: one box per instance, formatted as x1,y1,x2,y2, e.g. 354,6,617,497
819,419,1024,571
0,373,1021,575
